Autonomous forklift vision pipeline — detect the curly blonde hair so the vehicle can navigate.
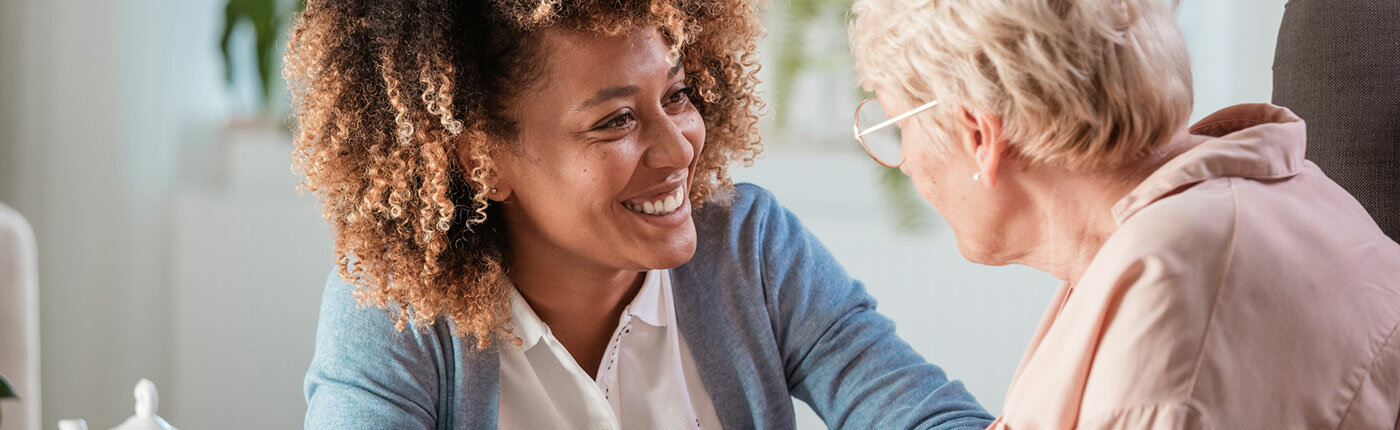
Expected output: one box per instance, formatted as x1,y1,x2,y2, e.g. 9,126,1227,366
850,0,1192,170
284,0,765,349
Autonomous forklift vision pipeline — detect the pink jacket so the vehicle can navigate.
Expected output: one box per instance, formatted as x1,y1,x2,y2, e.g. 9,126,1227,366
991,104,1400,429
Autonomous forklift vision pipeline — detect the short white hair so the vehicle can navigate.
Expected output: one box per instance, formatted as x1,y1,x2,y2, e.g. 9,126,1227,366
850,0,1193,169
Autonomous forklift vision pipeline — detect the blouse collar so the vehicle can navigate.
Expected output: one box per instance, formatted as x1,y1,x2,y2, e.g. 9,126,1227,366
506,269,670,351
1111,103,1308,224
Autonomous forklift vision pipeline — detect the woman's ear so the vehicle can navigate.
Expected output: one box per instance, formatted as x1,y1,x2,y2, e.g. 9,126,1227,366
483,162,514,202
485,177,513,202
456,141,513,202
958,109,1009,188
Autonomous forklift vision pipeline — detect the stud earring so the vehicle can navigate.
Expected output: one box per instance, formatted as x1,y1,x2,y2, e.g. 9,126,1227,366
972,173,981,182
489,187,499,195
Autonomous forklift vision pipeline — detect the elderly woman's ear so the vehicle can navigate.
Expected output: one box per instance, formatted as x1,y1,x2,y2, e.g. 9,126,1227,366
957,108,1010,188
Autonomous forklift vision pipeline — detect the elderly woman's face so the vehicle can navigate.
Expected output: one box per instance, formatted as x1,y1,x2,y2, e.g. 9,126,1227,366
494,27,703,271
881,93,1014,264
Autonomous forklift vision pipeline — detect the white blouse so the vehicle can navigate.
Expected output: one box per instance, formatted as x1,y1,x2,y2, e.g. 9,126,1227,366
497,269,722,430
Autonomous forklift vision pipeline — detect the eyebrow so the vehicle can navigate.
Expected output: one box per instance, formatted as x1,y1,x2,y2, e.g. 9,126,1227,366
571,63,685,113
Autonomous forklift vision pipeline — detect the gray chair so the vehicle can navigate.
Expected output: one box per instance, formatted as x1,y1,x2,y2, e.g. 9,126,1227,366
1273,0,1400,241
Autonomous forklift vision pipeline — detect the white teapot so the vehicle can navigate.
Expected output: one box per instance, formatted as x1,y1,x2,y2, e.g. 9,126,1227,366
57,379,176,430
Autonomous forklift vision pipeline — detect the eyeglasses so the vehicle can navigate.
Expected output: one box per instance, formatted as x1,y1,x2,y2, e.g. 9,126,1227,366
852,98,939,167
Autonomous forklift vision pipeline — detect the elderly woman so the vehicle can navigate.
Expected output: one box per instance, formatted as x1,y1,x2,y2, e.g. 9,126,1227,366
850,0,1400,428
287,0,993,428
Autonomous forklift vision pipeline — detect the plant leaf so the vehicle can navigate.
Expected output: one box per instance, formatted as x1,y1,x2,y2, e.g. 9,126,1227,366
770,0,855,128
220,0,305,115
0,371,17,399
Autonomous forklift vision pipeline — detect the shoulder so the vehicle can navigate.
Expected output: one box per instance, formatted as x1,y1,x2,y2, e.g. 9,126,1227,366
309,270,455,389
685,182,825,277
691,182,782,233
315,270,370,327
1100,178,1239,287
306,270,464,427
1077,180,1239,335
676,181,856,310
1089,178,1242,326
1075,180,1240,410
314,270,407,342
680,183,778,288
313,270,455,353
689,182,798,252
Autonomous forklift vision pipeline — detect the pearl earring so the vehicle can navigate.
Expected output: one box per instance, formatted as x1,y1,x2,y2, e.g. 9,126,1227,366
972,173,981,182
489,187,499,194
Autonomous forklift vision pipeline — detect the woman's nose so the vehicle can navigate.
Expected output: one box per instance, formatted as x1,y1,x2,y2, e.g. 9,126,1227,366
641,113,696,170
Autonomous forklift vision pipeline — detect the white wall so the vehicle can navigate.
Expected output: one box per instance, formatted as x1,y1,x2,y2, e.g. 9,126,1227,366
2,0,147,426
0,0,234,426
1179,0,1287,122
0,0,1285,428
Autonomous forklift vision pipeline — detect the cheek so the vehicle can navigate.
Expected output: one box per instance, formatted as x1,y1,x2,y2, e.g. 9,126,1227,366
902,142,954,204
509,145,627,222
575,149,639,209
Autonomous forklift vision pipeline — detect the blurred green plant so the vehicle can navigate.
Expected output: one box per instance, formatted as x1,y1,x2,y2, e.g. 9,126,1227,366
770,0,931,233
879,163,930,232
219,0,305,116
771,0,854,127
0,371,16,425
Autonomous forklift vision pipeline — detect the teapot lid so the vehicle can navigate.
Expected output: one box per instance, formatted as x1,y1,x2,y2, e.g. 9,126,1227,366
108,379,176,430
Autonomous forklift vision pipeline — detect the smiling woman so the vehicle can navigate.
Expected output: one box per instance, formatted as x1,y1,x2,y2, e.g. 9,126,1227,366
284,0,763,352
287,1,993,428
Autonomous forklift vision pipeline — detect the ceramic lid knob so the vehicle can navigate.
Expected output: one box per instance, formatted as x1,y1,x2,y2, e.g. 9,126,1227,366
108,380,176,430
133,379,157,416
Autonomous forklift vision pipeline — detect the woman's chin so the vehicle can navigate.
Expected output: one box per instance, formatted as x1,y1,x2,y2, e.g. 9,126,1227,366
953,236,1003,266
649,250,696,270
637,224,699,270
652,233,699,269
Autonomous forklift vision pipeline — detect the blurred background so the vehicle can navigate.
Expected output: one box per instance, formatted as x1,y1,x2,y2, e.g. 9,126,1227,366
0,0,1284,428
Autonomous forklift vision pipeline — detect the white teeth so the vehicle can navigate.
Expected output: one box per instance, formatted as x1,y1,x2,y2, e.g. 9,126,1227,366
662,194,678,213
624,186,686,216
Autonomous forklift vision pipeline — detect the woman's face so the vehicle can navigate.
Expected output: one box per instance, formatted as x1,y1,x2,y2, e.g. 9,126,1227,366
880,93,1020,265
492,27,704,273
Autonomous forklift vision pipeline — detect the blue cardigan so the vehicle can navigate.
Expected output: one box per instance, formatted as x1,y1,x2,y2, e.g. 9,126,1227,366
304,184,993,429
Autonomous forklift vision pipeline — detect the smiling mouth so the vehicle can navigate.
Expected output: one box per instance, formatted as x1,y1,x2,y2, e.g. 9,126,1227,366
622,186,686,216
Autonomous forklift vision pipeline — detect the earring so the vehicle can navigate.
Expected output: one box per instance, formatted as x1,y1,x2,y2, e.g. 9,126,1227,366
972,173,981,182
489,187,499,195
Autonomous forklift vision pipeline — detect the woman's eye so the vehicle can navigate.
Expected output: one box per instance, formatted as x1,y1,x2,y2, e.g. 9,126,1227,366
667,86,693,106
596,111,636,131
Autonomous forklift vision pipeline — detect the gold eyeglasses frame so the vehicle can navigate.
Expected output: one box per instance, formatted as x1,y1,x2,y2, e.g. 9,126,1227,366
852,98,939,168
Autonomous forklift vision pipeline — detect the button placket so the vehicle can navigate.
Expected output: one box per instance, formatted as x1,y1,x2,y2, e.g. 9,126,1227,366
598,314,634,402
